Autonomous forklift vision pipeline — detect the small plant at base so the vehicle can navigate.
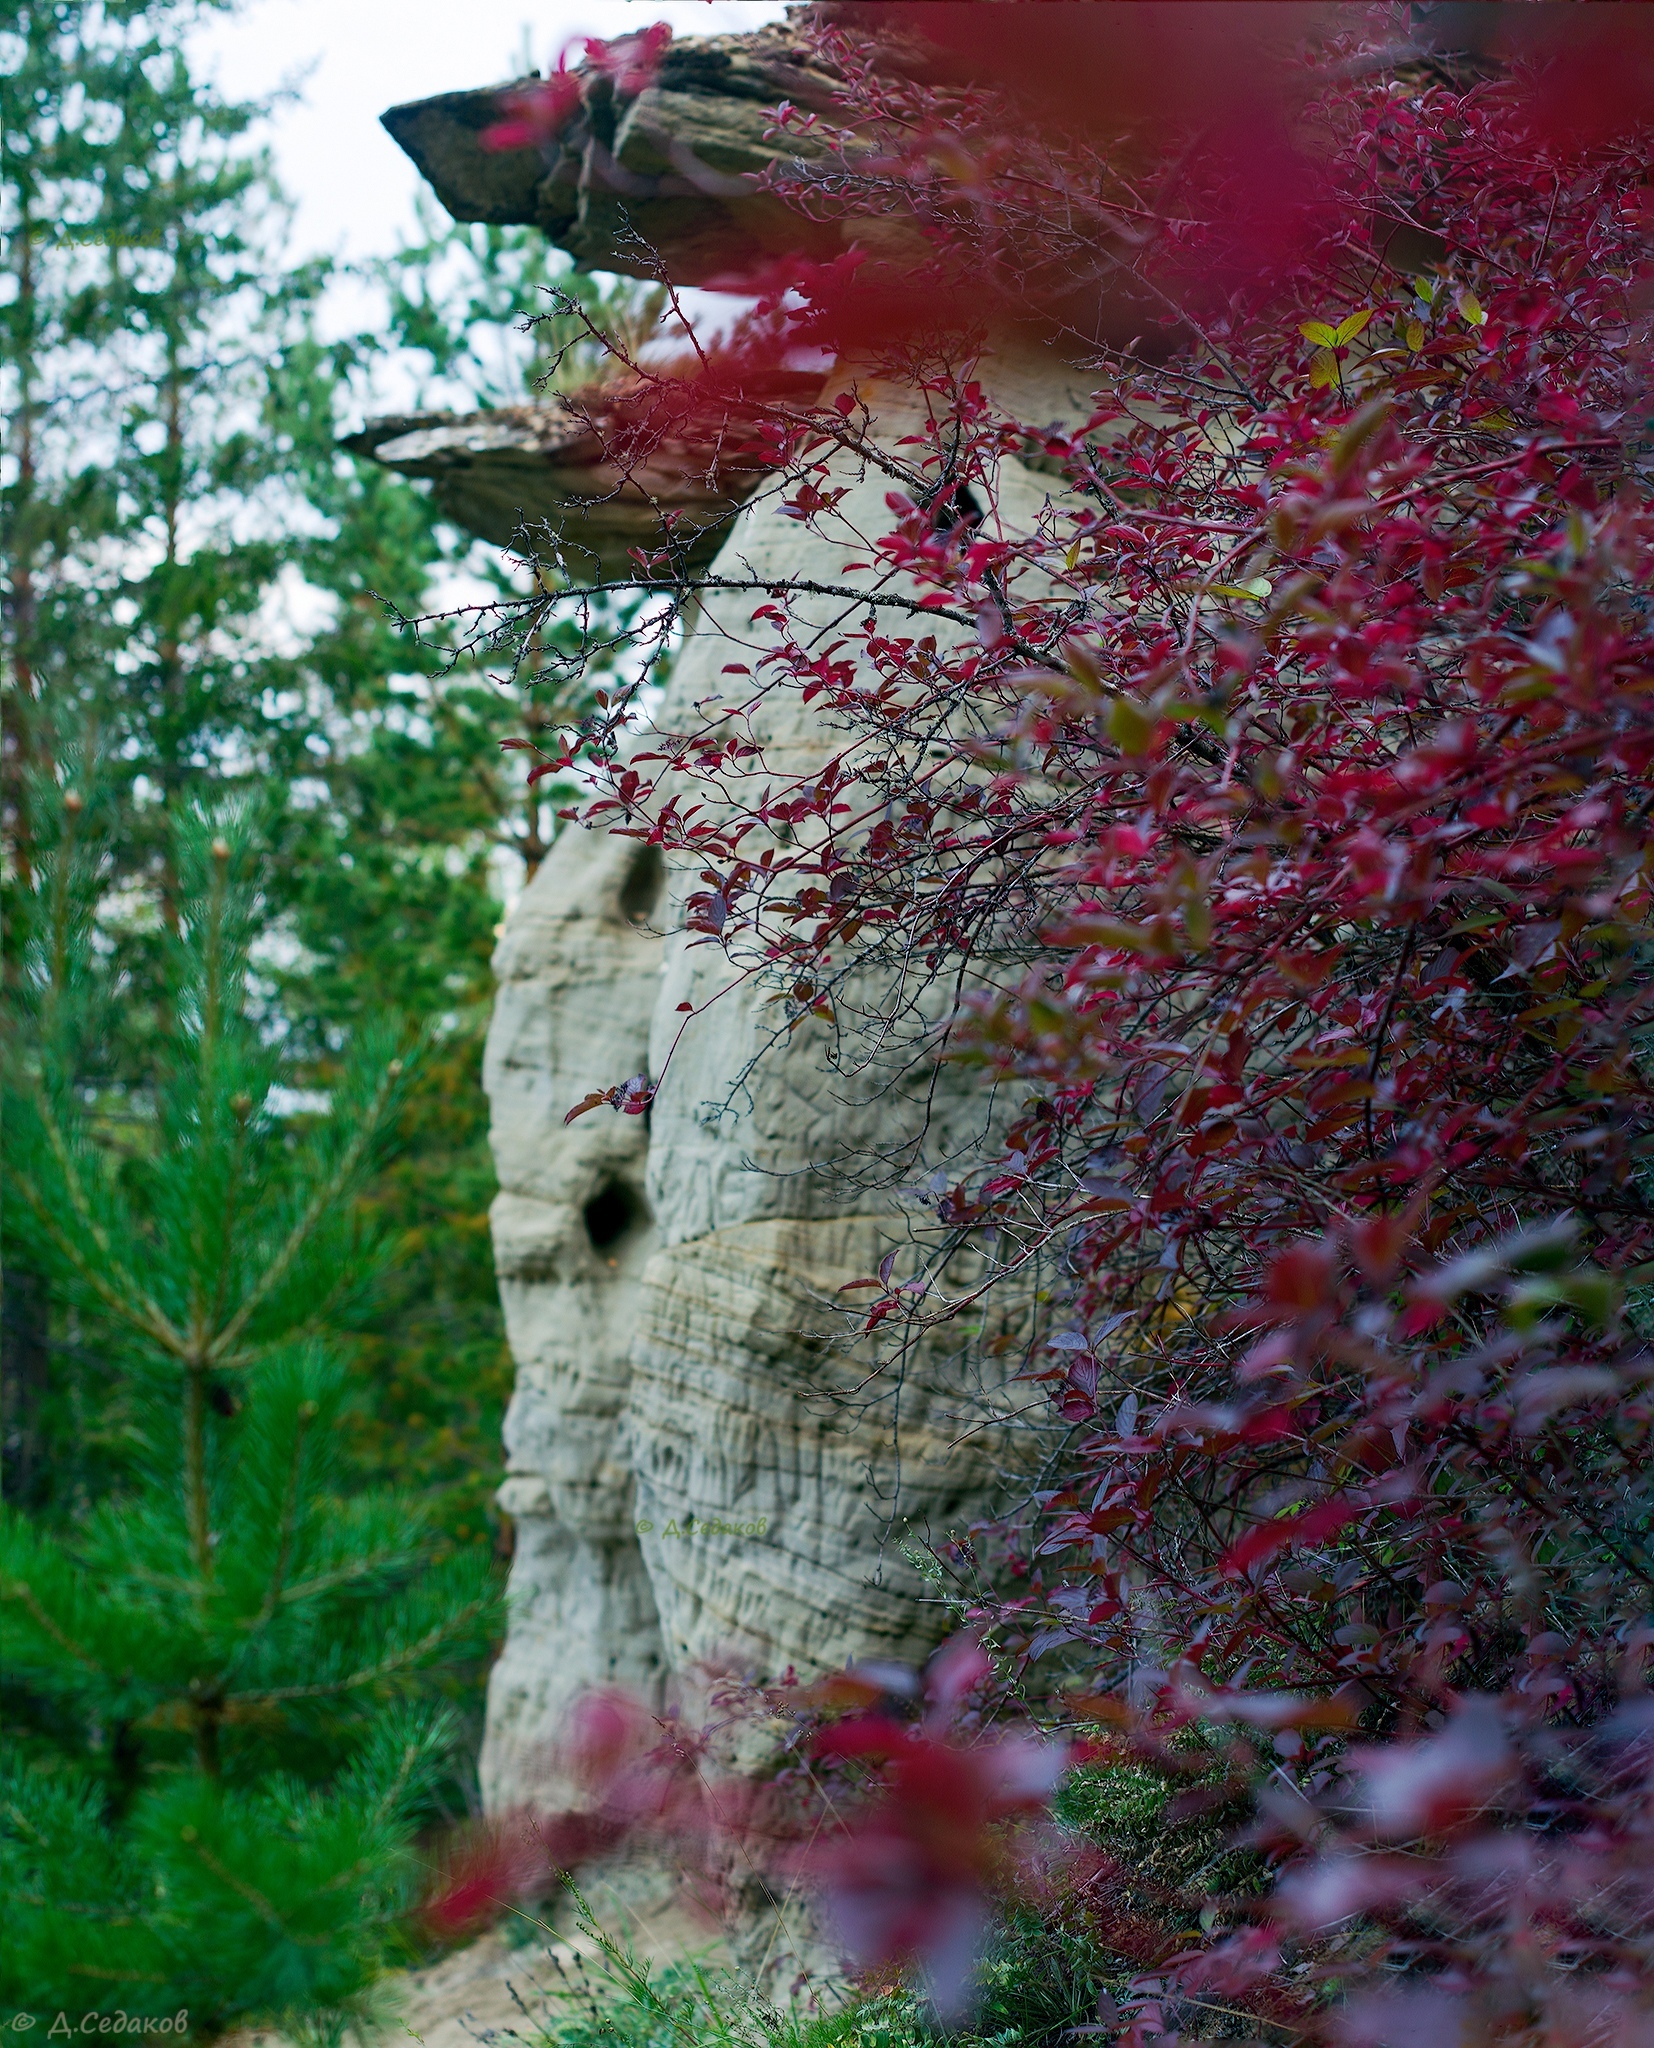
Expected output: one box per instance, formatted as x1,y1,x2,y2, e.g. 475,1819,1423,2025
527,1882,922,2048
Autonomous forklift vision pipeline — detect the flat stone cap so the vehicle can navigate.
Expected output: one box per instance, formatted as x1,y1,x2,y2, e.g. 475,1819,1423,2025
343,374,820,577
380,25,843,286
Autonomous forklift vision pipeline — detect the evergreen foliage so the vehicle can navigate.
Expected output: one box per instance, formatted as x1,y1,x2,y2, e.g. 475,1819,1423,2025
2,0,647,1556
1,801,498,2031
1,0,521,1550
2,0,660,2029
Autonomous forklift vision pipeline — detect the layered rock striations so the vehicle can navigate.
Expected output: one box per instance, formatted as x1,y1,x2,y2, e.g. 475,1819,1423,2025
343,370,822,579
469,412,1061,1801
480,829,669,1801
341,401,756,579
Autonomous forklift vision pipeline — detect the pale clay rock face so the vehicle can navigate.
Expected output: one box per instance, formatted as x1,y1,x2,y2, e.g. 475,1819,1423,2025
479,360,1092,1812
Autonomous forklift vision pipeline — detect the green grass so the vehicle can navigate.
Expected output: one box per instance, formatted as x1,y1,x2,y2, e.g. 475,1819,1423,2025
525,1748,1252,2048
524,1889,921,2048
1055,1762,1173,1840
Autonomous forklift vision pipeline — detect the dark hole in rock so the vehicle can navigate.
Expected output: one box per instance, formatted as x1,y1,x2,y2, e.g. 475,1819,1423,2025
619,842,664,927
933,482,985,535
584,1181,638,1252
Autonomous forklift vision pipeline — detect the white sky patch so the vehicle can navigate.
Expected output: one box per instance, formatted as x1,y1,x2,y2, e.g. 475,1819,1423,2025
250,559,343,659
265,1084,333,1117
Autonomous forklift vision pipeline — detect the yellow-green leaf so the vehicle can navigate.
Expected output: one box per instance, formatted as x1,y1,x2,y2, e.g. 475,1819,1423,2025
1334,308,1372,345
1308,346,1339,389
1404,318,1425,352
1457,289,1486,326
1107,694,1156,755
1061,914,1159,955
1299,320,1338,347
1330,395,1392,478
1413,274,1438,304
1065,638,1103,690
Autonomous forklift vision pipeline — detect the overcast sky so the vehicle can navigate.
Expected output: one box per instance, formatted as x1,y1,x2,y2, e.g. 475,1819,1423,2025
189,0,788,268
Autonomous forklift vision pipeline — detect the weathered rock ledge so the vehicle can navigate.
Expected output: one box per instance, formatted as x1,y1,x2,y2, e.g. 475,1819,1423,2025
343,385,795,576
380,23,842,287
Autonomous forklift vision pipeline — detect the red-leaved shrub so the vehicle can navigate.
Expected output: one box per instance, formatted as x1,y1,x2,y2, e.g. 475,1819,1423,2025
482,7,1654,2036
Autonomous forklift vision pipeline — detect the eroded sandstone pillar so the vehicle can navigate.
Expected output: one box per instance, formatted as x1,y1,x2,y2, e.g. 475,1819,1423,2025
480,353,1091,1806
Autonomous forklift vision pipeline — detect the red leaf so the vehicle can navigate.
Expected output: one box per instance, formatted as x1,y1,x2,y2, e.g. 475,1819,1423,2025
1221,1499,1361,1577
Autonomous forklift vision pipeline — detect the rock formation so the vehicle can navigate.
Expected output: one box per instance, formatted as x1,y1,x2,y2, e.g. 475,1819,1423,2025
342,368,821,579
480,828,669,1801
341,400,754,578
365,24,1090,1814
471,403,1062,1804
379,25,843,284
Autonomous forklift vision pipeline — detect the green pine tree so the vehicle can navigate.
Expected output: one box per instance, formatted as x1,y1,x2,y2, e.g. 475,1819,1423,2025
3,0,656,1559
2,32,665,2026
264,212,655,1558
0,797,498,2034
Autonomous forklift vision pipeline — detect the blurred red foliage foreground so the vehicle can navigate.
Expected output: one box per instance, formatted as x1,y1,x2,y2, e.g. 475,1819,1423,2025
439,4,1654,2041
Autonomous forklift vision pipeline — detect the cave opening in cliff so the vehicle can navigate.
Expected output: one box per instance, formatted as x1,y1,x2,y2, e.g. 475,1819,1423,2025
583,1180,641,1253
619,842,664,927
